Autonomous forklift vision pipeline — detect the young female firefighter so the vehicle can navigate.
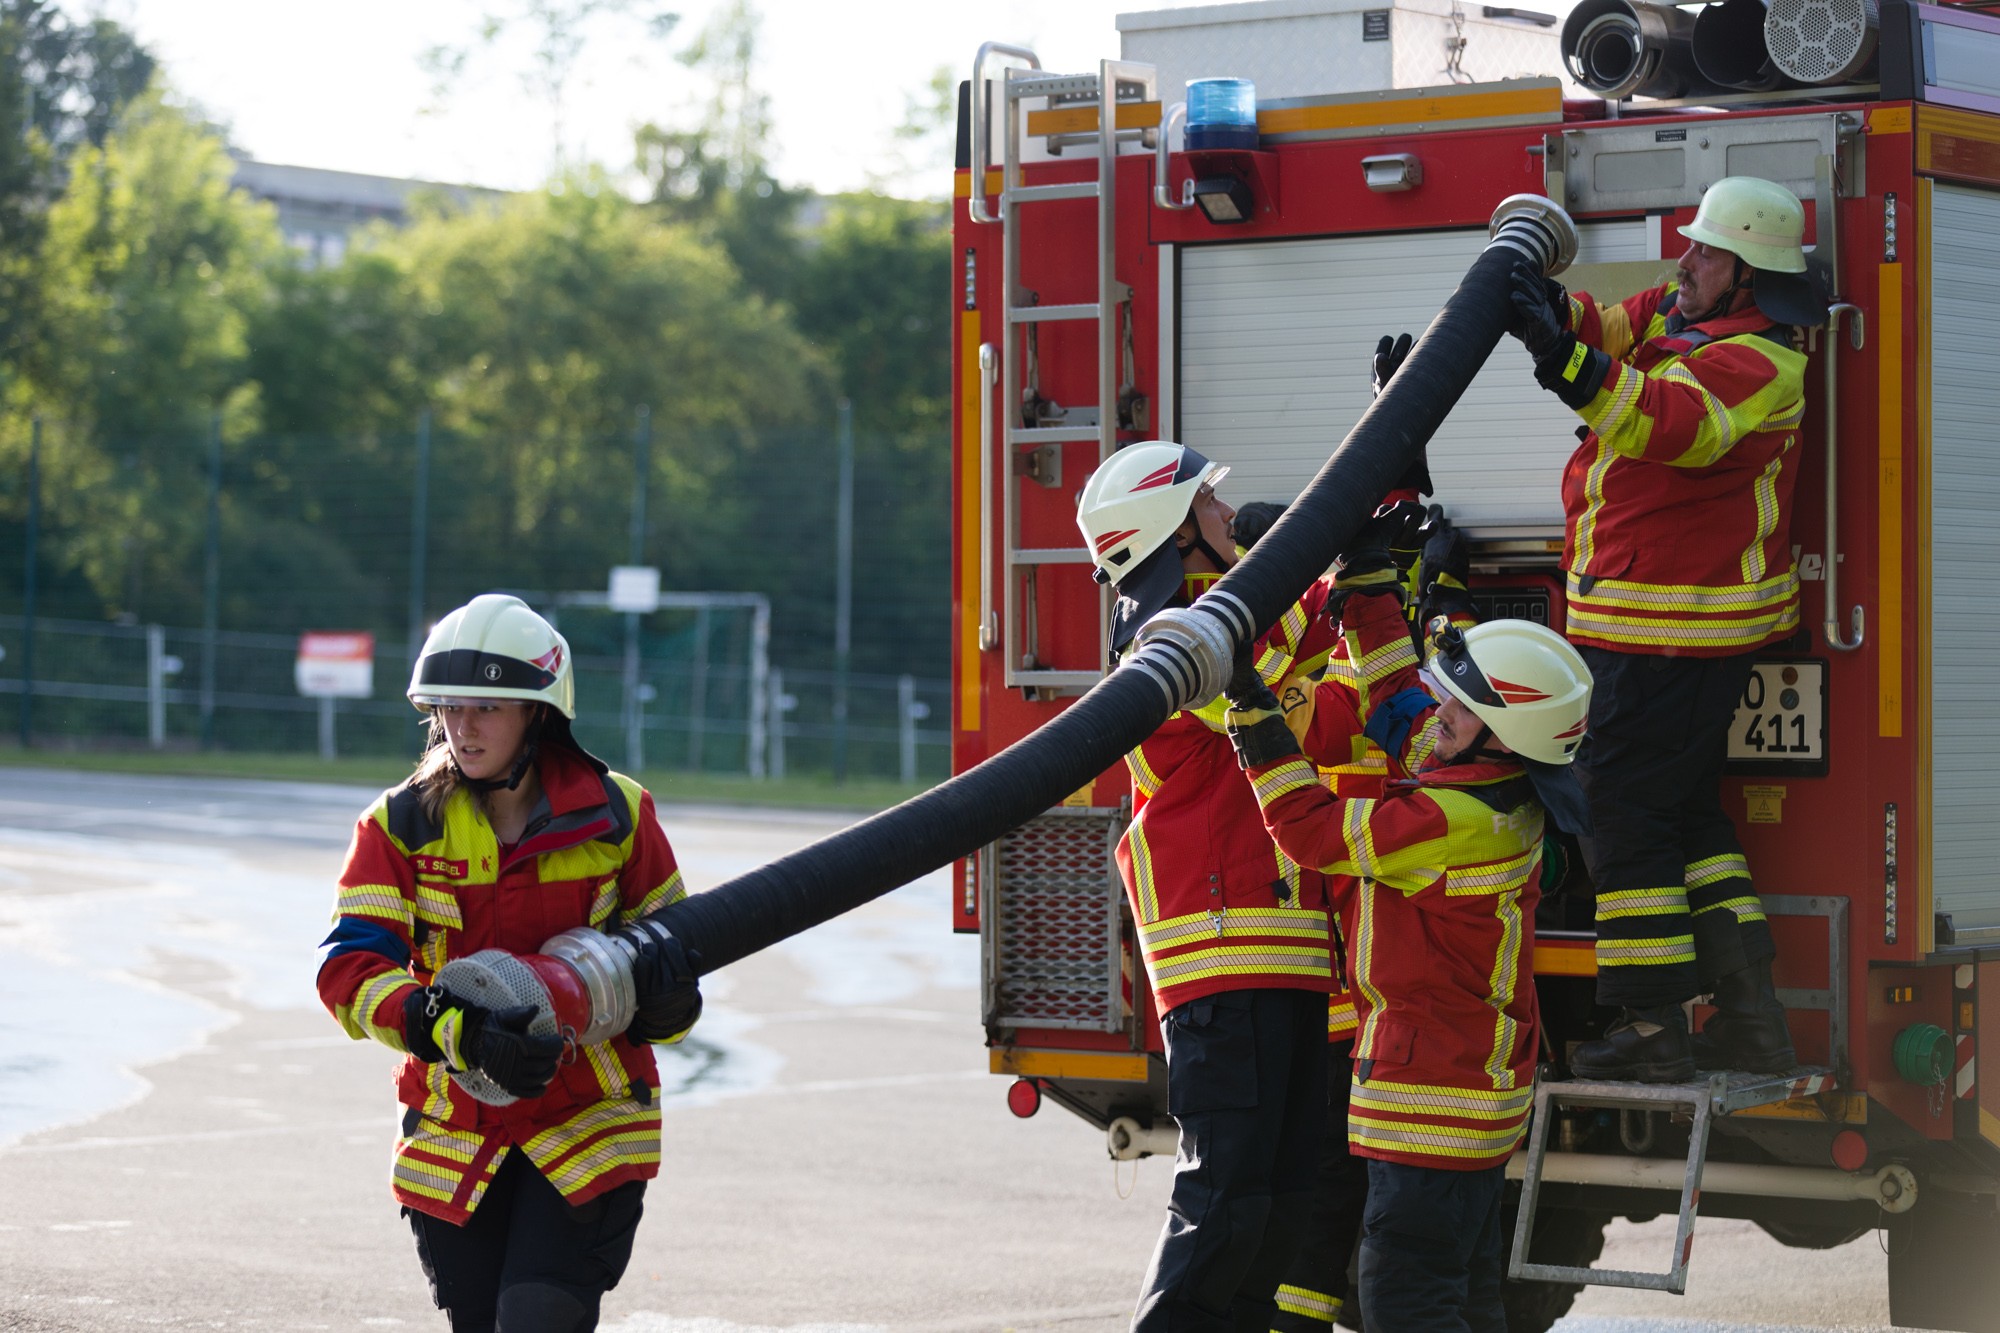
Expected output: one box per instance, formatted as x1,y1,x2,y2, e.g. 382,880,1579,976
1504,174,1813,1082
316,594,701,1332
1077,440,1344,1333
1224,534,1592,1333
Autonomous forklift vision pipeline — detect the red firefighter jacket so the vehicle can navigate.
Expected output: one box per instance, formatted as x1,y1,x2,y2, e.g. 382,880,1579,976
1560,282,1808,656
316,745,688,1223
1249,592,1543,1170
1118,577,1342,1018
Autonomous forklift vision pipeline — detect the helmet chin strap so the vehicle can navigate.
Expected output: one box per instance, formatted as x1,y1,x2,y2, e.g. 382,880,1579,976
1442,722,1511,768
1177,530,1236,577
458,707,545,794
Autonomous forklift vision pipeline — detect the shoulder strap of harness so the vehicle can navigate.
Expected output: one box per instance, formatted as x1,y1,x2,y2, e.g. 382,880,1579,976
383,780,443,852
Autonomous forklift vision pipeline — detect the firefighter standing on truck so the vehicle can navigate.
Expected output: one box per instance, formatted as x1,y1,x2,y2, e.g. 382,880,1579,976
1077,441,1341,1333
1224,518,1592,1333
1503,175,1817,1083
315,594,703,1332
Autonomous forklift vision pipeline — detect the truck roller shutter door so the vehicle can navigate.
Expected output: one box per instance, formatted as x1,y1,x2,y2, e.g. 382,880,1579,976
1177,221,1649,539
1929,182,2000,938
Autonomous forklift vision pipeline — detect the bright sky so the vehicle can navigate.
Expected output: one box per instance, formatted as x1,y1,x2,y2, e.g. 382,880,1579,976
107,0,1202,198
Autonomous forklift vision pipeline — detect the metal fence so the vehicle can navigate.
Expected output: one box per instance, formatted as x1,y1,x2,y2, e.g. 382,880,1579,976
0,613,952,784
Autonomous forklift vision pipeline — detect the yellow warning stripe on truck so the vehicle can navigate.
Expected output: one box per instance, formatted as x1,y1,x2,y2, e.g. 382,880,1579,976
991,1048,1152,1082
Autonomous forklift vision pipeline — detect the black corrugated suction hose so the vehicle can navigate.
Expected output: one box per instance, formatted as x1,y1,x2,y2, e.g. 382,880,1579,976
647,196,1578,975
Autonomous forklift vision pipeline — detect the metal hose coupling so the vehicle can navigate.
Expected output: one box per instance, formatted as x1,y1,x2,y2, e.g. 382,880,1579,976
429,917,690,1106
1487,195,1579,277
1123,591,1256,714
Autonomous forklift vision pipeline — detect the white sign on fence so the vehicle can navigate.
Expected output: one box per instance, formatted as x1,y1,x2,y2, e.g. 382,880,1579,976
295,631,376,699
608,565,662,614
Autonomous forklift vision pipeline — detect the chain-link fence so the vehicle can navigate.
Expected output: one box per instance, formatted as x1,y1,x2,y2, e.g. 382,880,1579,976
0,408,954,784
0,612,950,783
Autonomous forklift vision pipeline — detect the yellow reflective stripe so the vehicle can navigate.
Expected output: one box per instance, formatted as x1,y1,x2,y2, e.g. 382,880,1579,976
1741,450,1785,582
1485,888,1525,1091
421,1057,455,1122
522,1099,662,1197
1126,745,1162,799
1685,854,1749,887
1140,907,1331,950
1573,435,1618,571
1277,1284,1341,1323
1344,801,1378,878
1350,1119,1526,1157
1566,601,1798,647
1352,1079,1535,1115
1565,569,1796,612
1405,717,1442,770
1596,936,1697,966
351,970,419,1047
1693,894,1767,923
1276,848,1304,906
1328,999,1359,1035
622,867,686,921
1446,850,1537,896
1252,758,1321,807
1596,886,1689,919
1653,363,1740,464
1149,947,1332,988
1351,633,1418,690
411,881,462,929
588,878,620,928
1584,362,1647,448
336,884,412,927
1125,822,1160,922
582,1039,628,1097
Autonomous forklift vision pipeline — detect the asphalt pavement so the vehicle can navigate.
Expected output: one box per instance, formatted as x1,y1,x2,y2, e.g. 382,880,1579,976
0,767,1900,1331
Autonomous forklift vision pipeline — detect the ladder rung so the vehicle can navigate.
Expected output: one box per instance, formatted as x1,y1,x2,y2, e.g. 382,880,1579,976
1010,303,1101,324
1008,181,1100,204
1012,548,1092,565
1010,426,1101,444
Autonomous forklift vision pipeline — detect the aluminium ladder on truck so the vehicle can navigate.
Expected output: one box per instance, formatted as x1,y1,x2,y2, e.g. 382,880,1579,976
968,44,1158,695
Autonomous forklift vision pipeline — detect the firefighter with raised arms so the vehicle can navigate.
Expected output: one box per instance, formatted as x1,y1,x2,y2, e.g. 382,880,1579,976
1504,176,1815,1082
316,594,702,1332
1223,515,1592,1333
1078,441,1347,1333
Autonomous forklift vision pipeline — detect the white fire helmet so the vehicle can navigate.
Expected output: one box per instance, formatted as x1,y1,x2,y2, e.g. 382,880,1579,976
408,594,576,719
1677,176,1824,326
1076,441,1229,652
1426,617,1593,765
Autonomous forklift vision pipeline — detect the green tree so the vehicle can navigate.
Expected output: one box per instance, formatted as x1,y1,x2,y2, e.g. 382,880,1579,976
8,85,280,624
367,176,828,609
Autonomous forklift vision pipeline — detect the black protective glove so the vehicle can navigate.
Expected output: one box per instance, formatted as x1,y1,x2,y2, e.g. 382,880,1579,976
1509,256,1609,409
405,988,563,1099
1415,511,1474,626
1370,332,1413,398
1335,501,1426,598
1370,333,1433,496
1222,642,1295,768
1508,257,1570,361
627,928,704,1044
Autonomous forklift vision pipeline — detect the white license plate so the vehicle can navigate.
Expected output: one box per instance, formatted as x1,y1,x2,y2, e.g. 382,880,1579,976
1727,661,1825,762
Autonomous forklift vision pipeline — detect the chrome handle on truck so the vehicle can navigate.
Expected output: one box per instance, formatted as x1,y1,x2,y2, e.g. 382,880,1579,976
978,343,1000,651
1823,301,1866,652
968,42,1040,227
1154,103,1194,211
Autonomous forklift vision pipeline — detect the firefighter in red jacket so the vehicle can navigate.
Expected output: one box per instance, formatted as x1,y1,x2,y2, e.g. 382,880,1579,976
1077,440,1343,1333
316,594,701,1332
1505,176,1816,1081
1224,541,1592,1333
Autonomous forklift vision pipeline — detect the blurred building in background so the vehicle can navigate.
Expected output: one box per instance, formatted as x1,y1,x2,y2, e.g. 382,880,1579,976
229,157,505,265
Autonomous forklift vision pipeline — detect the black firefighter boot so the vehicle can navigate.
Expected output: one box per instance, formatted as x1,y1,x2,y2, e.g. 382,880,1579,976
1691,957,1797,1073
1569,1005,1696,1083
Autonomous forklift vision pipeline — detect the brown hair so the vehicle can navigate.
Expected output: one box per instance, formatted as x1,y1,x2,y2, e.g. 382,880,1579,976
411,713,463,825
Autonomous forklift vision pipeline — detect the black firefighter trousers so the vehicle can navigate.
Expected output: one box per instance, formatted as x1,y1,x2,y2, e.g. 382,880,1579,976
1575,647,1778,1008
1133,987,1325,1333
1271,1038,1370,1333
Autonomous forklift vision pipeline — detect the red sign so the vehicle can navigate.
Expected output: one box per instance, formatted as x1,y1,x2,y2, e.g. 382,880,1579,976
296,631,376,699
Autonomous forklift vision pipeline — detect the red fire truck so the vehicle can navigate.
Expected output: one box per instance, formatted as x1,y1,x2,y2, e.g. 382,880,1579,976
949,0,2000,1325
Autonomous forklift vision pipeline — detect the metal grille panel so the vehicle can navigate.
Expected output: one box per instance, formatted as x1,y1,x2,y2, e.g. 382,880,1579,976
982,807,1129,1032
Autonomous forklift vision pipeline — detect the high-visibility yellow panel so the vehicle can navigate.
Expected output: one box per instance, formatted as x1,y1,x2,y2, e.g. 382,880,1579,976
990,1047,1152,1082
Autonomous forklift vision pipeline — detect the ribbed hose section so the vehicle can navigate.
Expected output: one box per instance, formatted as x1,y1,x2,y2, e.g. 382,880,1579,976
649,196,1577,977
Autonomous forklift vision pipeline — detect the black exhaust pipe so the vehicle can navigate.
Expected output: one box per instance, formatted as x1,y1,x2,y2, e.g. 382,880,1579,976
1694,0,1791,91
646,196,1579,976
